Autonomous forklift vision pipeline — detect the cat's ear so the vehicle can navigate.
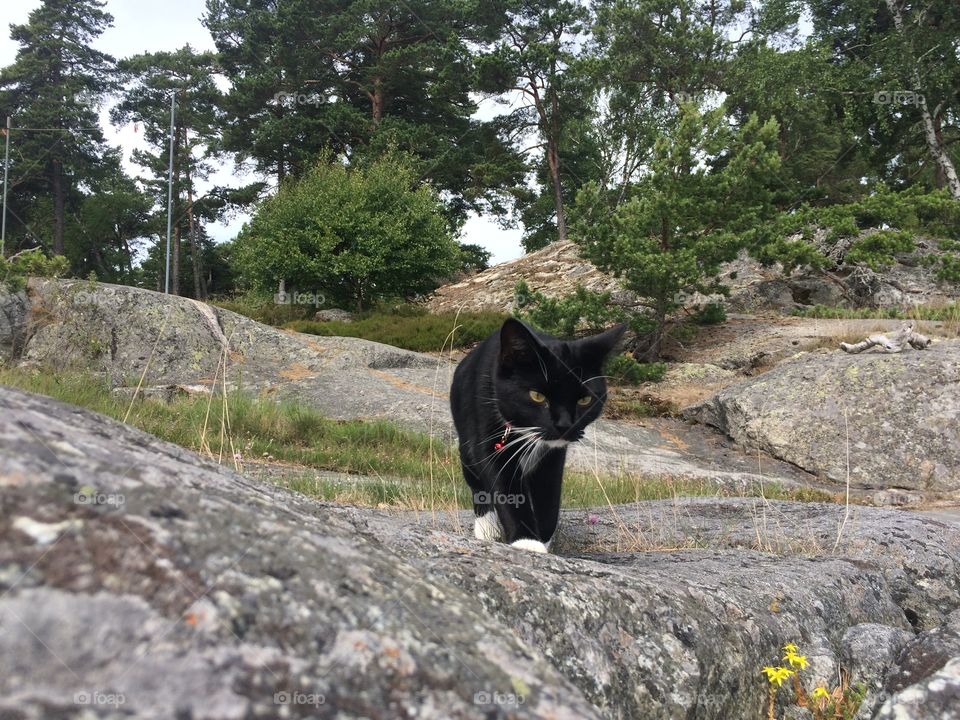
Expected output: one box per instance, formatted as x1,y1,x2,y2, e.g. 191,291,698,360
576,323,626,367
499,318,543,369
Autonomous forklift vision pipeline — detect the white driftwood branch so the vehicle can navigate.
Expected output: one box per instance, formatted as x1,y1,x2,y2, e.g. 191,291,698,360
840,322,931,354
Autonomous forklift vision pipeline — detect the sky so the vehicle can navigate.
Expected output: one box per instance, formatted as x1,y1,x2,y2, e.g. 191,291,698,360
0,0,526,264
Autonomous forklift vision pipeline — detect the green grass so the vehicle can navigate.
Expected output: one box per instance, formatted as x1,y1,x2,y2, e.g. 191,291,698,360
0,368,448,479
210,292,507,353
211,290,317,326
0,366,838,511
284,309,507,353
793,302,960,322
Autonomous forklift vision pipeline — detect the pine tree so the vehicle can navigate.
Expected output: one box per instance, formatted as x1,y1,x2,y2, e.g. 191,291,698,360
112,46,222,297
0,0,115,255
205,0,524,227
477,0,592,249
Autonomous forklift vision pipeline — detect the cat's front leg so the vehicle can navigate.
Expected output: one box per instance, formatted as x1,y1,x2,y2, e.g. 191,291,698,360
494,477,548,552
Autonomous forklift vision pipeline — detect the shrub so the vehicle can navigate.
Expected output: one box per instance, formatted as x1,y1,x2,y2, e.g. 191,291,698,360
694,302,727,325
234,152,460,310
604,353,667,385
0,249,70,291
211,290,316,326
513,279,647,338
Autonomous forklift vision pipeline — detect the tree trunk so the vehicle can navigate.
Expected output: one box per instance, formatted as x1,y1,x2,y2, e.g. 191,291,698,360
122,238,133,274
885,0,960,199
649,304,667,361
916,91,960,199
51,158,65,254
90,238,106,276
546,138,567,243
187,186,205,300
371,75,384,126
545,81,567,244
185,132,205,300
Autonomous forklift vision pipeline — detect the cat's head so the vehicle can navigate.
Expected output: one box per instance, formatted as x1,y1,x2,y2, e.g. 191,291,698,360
495,318,626,445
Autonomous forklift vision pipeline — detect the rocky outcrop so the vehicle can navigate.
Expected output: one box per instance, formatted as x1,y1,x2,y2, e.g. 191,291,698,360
686,341,960,494
0,286,28,361
0,386,599,720
2,386,960,719
875,610,960,718
13,277,452,433
426,240,959,315
426,240,626,314
1,278,819,487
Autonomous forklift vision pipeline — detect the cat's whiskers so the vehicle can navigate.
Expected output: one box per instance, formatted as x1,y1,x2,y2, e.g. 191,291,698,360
492,428,544,481
470,426,541,473
518,437,546,474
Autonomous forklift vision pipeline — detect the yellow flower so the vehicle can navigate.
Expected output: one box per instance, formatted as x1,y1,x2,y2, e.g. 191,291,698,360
813,687,830,700
782,643,799,654
762,665,795,687
784,652,808,670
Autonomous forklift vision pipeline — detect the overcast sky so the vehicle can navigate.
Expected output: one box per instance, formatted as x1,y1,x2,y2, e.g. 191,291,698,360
0,0,525,264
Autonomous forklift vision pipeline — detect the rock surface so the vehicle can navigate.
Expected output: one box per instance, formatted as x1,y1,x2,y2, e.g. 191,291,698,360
0,287,28,361
874,610,960,719
3,278,816,487
3,386,960,719
0,386,599,720
686,341,960,494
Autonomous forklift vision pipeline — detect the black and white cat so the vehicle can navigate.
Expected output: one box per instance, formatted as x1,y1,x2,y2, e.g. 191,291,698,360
450,318,625,553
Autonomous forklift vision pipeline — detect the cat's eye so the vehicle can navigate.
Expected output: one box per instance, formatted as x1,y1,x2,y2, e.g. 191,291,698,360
577,395,592,406
529,390,547,403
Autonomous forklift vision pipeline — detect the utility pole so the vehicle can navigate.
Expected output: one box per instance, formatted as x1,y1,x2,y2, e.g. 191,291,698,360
164,91,176,294
1,116,11,257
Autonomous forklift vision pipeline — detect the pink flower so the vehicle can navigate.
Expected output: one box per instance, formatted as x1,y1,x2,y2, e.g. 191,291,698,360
588,513,599,525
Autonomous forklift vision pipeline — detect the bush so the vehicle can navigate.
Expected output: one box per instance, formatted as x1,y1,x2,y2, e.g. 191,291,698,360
1,249,70,291
233,152,460,310
284,310,507,353
604,353,667,385
513,279,647,338
694,302,727,325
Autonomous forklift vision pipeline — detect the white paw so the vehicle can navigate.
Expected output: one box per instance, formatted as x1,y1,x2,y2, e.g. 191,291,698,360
510,539,548,553
474,511,502,541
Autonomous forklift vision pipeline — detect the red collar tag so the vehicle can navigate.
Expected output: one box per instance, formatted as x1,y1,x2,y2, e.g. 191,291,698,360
493,423,512,451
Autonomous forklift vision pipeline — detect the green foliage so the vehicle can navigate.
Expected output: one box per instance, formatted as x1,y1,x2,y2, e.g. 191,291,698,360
693,302,726,325
457,243,492,274
0,249,70,290
845,230,915,271
285,310,507,353
937,241,960,283
205,0,524,225
234,153,460,310
476,0,593,249
793,303,960,323
773,186,960,281
0,0,116,258
112,45,224,297
603,354,666,385
512,279,635,338
573,109,782,358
